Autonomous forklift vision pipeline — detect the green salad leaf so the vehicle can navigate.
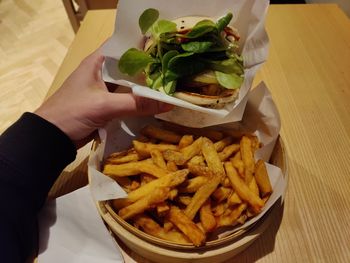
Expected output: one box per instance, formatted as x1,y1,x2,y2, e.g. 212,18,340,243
215,71,243,89
118,48,156,75
139,8,159,34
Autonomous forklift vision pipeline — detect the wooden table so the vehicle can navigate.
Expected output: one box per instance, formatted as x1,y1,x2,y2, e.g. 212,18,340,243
47,4,350,262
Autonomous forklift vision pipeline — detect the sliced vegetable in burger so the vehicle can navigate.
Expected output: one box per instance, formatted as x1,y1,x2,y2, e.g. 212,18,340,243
118,8,244,108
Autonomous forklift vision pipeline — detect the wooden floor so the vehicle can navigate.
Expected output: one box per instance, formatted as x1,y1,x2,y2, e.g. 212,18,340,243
0,0,74,133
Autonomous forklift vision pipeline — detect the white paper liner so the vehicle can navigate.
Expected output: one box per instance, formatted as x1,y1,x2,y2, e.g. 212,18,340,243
102,0,270,127
88,82,287,239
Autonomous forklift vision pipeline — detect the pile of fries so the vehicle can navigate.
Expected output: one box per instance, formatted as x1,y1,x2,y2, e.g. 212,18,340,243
102,124,272,246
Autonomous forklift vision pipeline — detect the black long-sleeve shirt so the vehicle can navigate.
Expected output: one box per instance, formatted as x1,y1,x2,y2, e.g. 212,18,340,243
0,113,77,262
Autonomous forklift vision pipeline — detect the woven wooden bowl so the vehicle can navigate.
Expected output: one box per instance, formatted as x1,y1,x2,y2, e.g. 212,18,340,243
93,136,288,262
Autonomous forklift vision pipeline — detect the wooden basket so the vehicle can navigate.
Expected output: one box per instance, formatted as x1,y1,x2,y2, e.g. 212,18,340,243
93,136,288,262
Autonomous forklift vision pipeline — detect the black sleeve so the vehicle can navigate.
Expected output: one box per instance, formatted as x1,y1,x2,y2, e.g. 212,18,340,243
0,112,77,262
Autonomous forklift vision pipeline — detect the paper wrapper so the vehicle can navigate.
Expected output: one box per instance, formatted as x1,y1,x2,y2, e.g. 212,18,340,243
88,82,287,239
102,0,270,127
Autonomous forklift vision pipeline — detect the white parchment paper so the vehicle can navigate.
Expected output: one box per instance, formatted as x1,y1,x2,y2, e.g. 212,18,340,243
38,187,124,263
102,0,270,127
88,82,287,237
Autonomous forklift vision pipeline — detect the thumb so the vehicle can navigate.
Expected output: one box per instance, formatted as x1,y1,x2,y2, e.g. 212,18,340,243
103,92,174,119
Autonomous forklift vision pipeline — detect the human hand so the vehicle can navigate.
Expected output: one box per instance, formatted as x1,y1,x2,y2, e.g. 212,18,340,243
35,49,173,148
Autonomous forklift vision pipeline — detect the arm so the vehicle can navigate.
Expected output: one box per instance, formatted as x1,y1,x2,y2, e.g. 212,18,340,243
0,49,172,262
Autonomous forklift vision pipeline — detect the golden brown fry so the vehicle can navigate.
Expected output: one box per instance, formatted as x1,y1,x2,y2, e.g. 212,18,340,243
202,138,225,176
176,195,192,206
133,140,177,158
163,220,174,232
127,169,189,202
216,203,247,227
231,156,245,178
163,137,203,165
119,187,170,220
227,191,242,206
167,206,206,246
187,155,206,166
185,138,224,220
200,200,216,232
240,136,255,183
255,159,273,197
156,202,170,217
103,159,169,178
218,144,240,161
221,176,231,187
134,214,190,244
105,149,141,164
140,173,156,186
212,202,227,217
249,176,260,197
178,176,208,193
168,189,178,200
151,149,167,170
166,161,178,172
129,180,140,191
214,137,233,152
141,124,182,144
111,198,132,210
212,186,232,203
178,135,194,149
224,162,264,213
187,163,212,177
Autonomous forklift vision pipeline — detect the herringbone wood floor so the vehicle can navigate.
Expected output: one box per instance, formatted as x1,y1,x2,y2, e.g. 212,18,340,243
0,0,74,133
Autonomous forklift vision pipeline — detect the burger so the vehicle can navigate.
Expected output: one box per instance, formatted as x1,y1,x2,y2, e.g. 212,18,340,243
118,8,244,109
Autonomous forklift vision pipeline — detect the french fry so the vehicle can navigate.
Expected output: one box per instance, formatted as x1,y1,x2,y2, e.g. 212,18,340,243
201,138,225,177
141,124,182,144
176,195,192,206
127,169,189,202
255,159,273,197
151,149,167,170
212,202,227,217
249,176,260,197
212,186,232,203
156,202,170,217
187,155,206,166
163,137,203,165
214,136,233,152
187,163,212,177
216,203,247,227
240,136,255,183
119,187,170,220
168,189,178,200
231,156,245,178
103,159,169,178
140,173,156,186
218,144,240,161
178,176,208,193
163,220,174,232
178,135,194,149
105,149,141,164
221,176,231,187
224,162,264,213
134,214,190,244
200,200,216,232
227,191,242,206
185,138,224,220
167,206,206,246
133,140,177,158
166,161,178,172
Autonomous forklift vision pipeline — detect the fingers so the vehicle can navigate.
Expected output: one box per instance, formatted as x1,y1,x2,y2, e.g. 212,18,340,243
78,49,105,81
104,92,173,119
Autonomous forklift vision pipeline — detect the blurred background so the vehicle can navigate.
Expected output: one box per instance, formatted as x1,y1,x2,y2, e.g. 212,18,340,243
0,0,349,135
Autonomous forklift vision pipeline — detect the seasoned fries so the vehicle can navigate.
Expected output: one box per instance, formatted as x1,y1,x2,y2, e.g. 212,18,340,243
102,124,273,246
